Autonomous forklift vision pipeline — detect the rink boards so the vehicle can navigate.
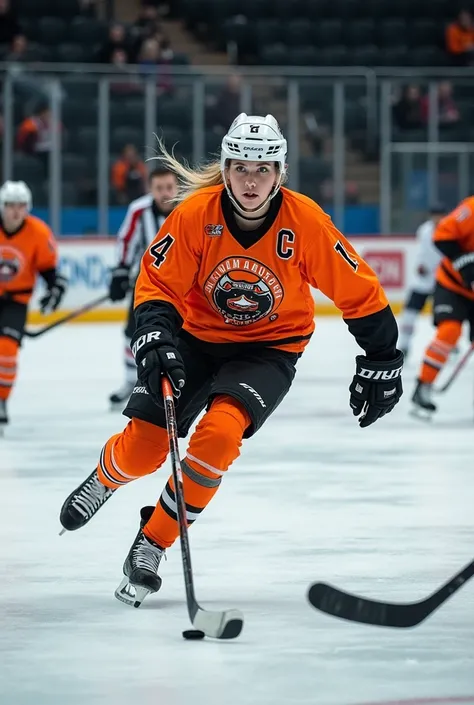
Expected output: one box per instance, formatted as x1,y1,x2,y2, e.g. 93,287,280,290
28,235,420,324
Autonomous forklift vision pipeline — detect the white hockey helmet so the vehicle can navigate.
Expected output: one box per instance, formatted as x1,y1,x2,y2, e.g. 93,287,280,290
0,180,32,213
220,113,287,175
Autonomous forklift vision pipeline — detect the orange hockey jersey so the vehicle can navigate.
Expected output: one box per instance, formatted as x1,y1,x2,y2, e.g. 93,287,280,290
0,215,58,305
434,196,474,301
135,186,389,353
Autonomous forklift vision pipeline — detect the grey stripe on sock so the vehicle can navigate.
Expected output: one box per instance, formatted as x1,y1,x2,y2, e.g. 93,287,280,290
182,459,222,488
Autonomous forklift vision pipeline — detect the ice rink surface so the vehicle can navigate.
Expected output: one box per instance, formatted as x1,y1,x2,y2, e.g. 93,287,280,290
1,316,473,705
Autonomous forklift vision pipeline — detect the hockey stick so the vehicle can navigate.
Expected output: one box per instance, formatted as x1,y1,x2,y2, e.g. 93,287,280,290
307,557,474,628
436,343,474,393
161,376,244,639
24,294,110,338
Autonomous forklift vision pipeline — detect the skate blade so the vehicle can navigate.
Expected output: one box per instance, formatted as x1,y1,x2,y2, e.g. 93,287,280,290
409,406,434,422
114,576,153,608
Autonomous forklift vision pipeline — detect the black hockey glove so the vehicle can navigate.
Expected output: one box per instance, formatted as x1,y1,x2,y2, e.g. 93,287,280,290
452,253,474,291
131,327,186,405
109,264,131,302
349,351,404,428
39,274,68,314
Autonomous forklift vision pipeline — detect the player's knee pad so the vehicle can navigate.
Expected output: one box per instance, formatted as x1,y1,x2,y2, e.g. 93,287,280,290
186,395,251,476
101,419,169,484
437,319,462,346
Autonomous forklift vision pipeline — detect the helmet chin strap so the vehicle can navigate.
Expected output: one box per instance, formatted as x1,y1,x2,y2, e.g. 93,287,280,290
223,171,284,220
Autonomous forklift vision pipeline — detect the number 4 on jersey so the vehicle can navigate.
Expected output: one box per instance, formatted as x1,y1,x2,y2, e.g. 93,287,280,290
149,234,175,269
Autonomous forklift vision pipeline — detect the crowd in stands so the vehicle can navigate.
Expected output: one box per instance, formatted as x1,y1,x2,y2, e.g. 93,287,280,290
0,0,187,206
393,82,461,131
97,6,176,67
0,0,181,67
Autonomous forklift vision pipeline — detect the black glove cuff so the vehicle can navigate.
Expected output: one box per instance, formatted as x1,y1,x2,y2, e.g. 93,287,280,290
131,327,172,364
355,350,404,381
40,268,66,289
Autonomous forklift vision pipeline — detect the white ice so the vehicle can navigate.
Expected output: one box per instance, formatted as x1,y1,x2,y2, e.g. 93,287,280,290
1,317,473,705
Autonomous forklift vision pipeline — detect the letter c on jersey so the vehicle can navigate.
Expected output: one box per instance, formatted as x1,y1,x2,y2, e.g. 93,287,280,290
276,229,295,260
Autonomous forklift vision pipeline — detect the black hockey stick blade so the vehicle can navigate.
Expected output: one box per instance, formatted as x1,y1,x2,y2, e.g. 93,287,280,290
307,558,474,628
24,294,110,338
161,377,244,640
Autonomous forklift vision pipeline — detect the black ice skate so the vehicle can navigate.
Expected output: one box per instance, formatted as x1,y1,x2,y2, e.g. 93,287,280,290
411,380,436,420
0,399,8,435
59,469,116,533
115,506,165,608
109,381,135,410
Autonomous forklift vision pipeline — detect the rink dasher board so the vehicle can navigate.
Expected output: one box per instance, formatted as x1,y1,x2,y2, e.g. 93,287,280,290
27,236,420,323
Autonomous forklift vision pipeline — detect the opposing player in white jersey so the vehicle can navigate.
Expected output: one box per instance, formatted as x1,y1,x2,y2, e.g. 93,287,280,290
108,166,178,408
397,204,447,358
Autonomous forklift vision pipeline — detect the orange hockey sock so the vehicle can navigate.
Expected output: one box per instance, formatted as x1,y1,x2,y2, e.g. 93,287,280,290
0,337,19,401
143,395,251,549
419,320,462,384
97,418,169,489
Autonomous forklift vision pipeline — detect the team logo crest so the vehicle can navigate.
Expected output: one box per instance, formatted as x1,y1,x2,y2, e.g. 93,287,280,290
204,257,283,326
204,224,224,237
0,246,24,283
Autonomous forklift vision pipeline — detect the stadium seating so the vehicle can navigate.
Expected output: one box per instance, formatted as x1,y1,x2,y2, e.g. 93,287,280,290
180,0,459,67
5,0,468,209
4,0,195,207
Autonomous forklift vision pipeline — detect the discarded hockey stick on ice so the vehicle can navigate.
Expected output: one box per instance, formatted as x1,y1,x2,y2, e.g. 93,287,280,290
436,342,474,393
161,376,244,639
24,294,109,338
307,557,474,628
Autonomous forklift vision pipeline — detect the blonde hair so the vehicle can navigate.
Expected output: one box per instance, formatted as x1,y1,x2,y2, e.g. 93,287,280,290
149,134,223,203
148,134,287,204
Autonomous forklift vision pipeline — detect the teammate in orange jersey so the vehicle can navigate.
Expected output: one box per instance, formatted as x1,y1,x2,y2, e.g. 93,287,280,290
0,180,67,428
412,196,474,416
60,114,403,605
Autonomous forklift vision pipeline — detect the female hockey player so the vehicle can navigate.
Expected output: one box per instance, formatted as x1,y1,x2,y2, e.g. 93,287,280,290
0,180,67,429
60,114,403,605
412,195,474,416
